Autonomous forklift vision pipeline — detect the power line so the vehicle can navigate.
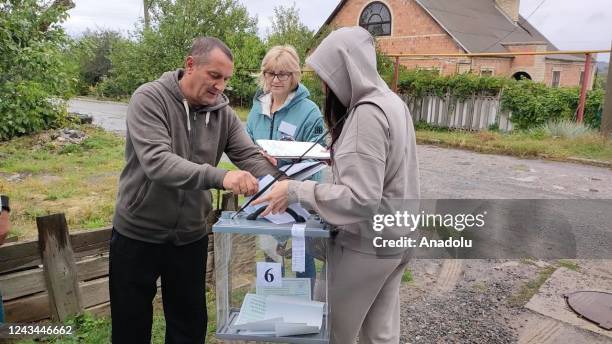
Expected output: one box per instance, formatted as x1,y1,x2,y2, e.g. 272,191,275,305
482,0,548,52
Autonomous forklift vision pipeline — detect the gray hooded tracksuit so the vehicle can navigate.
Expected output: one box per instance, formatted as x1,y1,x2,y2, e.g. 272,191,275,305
287,27,420,344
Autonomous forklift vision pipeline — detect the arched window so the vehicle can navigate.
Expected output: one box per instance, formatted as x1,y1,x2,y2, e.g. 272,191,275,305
359,2,392,36
512,71,532,81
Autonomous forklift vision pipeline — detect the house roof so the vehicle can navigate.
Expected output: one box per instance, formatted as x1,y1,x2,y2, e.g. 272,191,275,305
319,0,585,62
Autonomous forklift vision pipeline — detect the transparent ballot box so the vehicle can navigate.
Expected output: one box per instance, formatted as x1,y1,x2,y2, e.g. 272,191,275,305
212,211,331,343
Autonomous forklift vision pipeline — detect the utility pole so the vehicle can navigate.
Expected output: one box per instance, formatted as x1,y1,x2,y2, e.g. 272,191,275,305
601,41,612,138
576,53,593,123
143,0,150,30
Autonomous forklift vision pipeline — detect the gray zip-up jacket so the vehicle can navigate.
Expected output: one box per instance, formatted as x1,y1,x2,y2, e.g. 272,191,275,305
113,69,280,245
287,27,420,255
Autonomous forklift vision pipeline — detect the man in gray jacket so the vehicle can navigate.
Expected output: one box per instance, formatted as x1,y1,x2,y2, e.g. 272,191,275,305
110,37,281,343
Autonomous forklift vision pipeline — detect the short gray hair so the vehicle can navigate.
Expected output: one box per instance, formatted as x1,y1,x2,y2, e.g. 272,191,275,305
190,37,233,65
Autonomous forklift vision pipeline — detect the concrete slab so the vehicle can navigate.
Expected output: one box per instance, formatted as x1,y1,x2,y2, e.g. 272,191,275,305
525,262,612,339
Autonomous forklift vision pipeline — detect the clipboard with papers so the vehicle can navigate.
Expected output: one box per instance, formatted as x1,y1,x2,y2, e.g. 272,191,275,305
256,139,330,160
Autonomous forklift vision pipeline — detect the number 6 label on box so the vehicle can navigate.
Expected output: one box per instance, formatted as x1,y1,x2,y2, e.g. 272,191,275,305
256,262,282,288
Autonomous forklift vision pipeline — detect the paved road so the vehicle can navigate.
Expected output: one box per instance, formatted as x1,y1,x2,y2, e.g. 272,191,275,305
69,97,129,135
69,97,612,199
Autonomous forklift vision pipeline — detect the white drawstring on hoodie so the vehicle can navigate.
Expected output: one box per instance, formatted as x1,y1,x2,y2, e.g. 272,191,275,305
182,99,191,132
183,99,211,131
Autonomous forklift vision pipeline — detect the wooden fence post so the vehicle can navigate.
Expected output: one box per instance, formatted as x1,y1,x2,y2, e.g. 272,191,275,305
221,192,239,211
36,213,83,322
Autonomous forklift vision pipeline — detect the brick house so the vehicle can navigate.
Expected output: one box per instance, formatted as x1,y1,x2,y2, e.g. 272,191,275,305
319,0,596,88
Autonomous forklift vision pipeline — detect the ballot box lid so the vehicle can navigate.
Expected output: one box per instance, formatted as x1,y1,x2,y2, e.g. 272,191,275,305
212,211,331,238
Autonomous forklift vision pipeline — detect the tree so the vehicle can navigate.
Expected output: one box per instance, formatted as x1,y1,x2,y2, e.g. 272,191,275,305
265,4,314,62
69,29,123,95
0,0,76,140
99,0,265,103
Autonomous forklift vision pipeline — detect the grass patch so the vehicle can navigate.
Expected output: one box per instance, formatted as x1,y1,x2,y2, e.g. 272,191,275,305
0,126,125,240
472,282,487,292
557,259,580,271
415,125,612,164
519,257,538,266
508,266,556,307
233,106,250,122
1,127,238,240
16,290,219,344
401,269,413,283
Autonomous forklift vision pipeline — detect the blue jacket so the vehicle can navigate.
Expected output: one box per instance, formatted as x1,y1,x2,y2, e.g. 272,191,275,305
246,83,324,144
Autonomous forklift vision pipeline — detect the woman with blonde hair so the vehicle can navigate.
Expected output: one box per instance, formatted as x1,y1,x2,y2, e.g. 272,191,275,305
246,45,324,153
246,45,324,283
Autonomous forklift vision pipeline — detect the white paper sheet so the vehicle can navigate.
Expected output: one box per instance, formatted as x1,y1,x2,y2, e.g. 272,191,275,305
232,294,325,337
275,322,321,337
243,175,310,224
256,139,330,160
233,318,283,331
279,161,327,181
256,262,282,288
256,277,311,300
265,295,324,329
291,224,306,273
233,294,268,326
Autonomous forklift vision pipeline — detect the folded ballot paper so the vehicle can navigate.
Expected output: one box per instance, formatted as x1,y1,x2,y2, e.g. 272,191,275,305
280,161,327,181
256,139,330,160
244,175,310,224
232,293,325,337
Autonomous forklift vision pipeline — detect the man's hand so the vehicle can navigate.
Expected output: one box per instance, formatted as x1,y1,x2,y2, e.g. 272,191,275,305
251,180,289,216
222,170,259,196
0,211,9,246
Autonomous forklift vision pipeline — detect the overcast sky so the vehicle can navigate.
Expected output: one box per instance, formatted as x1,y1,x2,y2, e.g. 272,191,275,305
62,0,611,62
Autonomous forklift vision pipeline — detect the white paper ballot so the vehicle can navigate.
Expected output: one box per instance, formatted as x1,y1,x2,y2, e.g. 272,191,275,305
233,318,282,331
275,322,321,337
291,224,306,273
233,294,268,326
279,161,327,181
256,278,311,300
257,139,330,160
266,295,324,331
232,293,325,337
256,262,282,288
243,175,310,224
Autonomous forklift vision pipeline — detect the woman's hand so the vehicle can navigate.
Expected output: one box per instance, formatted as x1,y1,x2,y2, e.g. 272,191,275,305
259,150,277,167
252,180,289,216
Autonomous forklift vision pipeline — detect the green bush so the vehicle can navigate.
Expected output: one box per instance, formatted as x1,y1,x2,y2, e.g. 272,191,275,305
301,72,324,109
398,69,508,100
0,0,76,140
396,69,604,130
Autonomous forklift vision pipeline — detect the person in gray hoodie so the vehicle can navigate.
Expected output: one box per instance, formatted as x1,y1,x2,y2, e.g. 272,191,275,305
110,37,281,344
253,27,420,343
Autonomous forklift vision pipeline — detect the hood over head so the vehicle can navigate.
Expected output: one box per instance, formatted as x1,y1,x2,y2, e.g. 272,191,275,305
306,26,390,111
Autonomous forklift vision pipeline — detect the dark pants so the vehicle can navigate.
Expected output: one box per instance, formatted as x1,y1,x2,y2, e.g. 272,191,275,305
109,229,208,344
